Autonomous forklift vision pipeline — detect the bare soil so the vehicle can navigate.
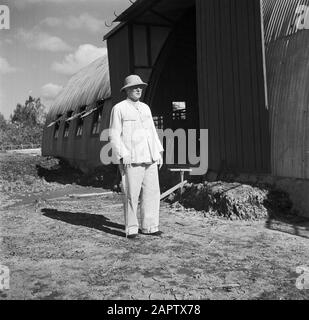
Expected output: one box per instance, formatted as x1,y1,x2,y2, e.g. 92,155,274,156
1,152,309,300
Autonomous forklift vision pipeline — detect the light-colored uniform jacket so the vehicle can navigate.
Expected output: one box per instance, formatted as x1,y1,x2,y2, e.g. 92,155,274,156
109,99,164,164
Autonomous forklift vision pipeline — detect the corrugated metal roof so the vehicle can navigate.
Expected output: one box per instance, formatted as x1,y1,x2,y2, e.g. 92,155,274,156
46,54,111,122
262,0,309,44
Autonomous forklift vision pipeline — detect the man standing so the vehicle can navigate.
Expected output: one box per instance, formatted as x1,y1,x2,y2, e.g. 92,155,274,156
109,75,164,239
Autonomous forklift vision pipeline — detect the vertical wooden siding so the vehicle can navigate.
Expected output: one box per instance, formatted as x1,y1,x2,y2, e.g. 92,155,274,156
131,24,170,86
262,0,309,179
106,23,170,106
196,0,271,173
107,25,131,105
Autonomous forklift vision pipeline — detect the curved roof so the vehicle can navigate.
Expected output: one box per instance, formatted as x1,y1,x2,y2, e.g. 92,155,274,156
262,0,309,44
46,54,111,122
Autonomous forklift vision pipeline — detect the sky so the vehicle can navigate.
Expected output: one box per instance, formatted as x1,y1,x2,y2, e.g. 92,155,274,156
0,0,132,119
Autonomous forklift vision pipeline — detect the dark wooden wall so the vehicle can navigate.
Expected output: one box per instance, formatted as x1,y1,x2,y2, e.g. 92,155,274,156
107,25,131,106
107,22,170,107
196,0,271,173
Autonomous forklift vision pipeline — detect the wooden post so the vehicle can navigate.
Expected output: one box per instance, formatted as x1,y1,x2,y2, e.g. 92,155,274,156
168,168,193,197
180,171,185,194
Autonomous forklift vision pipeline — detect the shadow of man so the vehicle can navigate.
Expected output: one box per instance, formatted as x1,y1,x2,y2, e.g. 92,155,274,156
42,208,126,238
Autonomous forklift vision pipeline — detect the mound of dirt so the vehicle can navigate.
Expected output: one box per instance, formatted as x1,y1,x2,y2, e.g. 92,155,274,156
171,181,293,220
37,160,119,190
0,153,62,196
0,153,119,199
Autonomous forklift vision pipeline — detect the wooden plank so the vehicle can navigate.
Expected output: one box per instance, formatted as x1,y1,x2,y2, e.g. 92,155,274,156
213,0,227,169
68,192,114,199
236,0,256,172
160,180,188,200
254,0,271,173
230,0,245,170
204,0,221,171
132,24,148,67
106,203,123,209
107,25,131,105
248,0,263,172
221,0,237,169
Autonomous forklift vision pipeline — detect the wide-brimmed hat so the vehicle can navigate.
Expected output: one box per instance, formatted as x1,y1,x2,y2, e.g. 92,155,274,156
120,75,148,92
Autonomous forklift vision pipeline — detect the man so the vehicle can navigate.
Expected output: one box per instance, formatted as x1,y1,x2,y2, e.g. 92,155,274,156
109,75,164,239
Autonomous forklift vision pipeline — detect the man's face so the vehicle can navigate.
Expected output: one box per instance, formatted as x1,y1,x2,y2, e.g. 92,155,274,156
126,85,143,101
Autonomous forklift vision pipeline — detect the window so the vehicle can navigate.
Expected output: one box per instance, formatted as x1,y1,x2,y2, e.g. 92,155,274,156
153,115,164,129
91,105,103,135
63,111,73,138
76,106,86,137
53,114,62,139
172,102,186,121
54,123,60,139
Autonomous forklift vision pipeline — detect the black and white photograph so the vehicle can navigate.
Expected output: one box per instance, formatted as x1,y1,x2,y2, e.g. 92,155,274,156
1,0,309,304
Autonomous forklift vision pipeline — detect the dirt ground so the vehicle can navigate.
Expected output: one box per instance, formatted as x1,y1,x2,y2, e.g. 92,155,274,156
1,152,309,300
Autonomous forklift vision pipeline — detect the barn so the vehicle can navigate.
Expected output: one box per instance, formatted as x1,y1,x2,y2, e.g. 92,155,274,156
42,0,309,214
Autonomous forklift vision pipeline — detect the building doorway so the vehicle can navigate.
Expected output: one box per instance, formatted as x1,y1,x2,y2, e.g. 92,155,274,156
146,8,199,166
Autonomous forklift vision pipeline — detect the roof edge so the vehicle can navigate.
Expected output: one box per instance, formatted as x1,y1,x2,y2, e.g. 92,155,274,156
103,21,127,40
104,0,164,40
114,0,153,22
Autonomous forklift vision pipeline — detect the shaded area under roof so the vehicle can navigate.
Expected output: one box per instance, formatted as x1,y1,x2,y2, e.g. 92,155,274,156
116,0,195,23
46,54,111,122
104,0,195,40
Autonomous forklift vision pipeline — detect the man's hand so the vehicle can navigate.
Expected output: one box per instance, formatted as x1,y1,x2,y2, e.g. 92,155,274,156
119,156,131,176
119,163,125,176
121,155,131,166
157,154,163,170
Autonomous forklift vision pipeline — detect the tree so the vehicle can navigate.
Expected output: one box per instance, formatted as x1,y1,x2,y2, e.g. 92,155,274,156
0,97,47,148
0,112,7,130
10,96,47,126
0,112,9,146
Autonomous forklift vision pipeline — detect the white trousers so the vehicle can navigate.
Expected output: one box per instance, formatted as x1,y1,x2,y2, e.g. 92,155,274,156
120,162,160,236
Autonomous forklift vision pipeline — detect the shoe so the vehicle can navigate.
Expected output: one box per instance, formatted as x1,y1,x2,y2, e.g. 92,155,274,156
127,234,139,239
144,231,163,237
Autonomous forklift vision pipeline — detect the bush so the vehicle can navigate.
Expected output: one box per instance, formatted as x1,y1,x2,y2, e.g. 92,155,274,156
0,96,46,148
0,122,44,147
